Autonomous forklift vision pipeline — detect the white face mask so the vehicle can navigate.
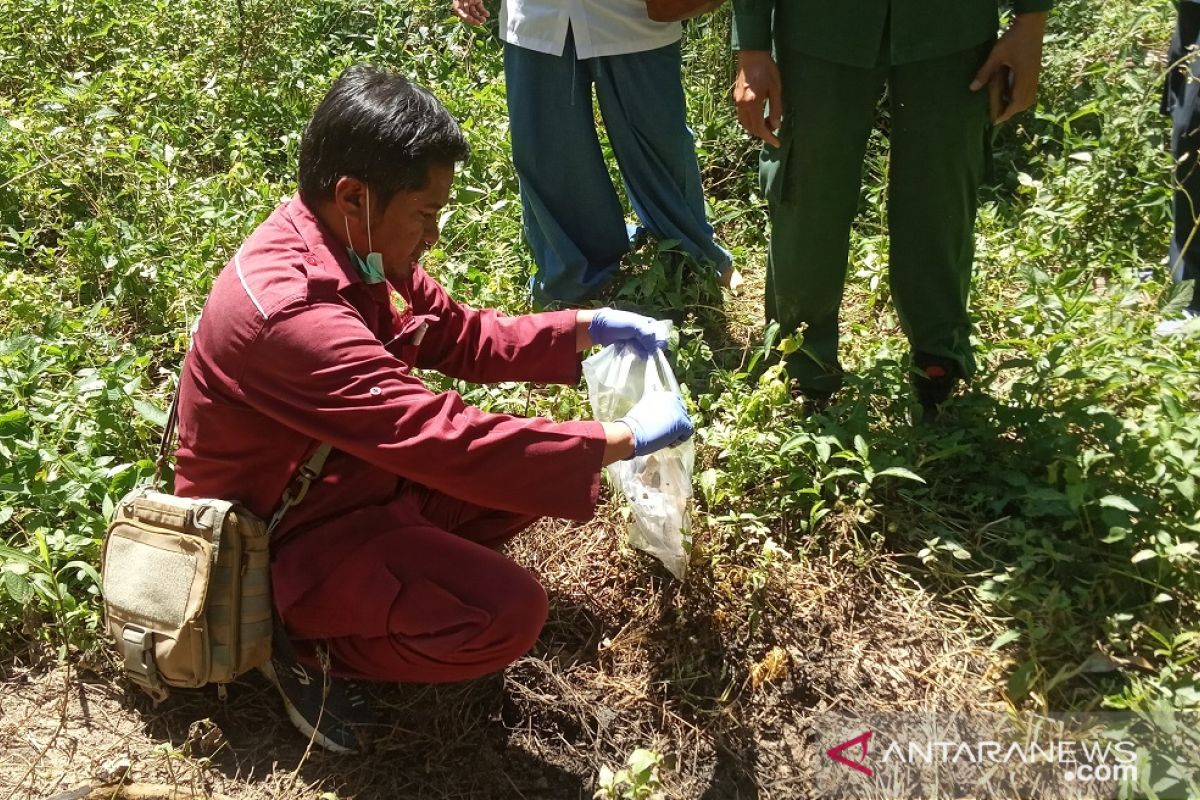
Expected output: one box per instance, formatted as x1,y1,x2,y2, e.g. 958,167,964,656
344,188,385,284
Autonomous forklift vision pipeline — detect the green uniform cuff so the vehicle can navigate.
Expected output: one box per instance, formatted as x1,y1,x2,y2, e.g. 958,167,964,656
1012,0,1052,13
732,14,773,51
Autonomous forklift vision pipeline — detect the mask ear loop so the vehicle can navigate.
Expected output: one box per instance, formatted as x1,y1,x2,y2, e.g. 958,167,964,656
343,185,371,253
365,187,373,253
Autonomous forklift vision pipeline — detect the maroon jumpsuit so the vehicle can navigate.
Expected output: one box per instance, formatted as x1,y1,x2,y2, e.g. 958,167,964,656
174,194,607,682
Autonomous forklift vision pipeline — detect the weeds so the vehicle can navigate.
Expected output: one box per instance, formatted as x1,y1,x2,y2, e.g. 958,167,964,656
0,0,1196,761
596,747,671,800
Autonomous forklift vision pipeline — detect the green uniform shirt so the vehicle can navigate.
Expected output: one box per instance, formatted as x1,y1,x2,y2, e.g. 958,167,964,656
732,0,1054,68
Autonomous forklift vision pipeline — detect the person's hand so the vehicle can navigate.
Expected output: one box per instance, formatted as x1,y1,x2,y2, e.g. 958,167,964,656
617,392,694,457
587,308,670,358
970,12,1047,124
733,50,784,148
452,0,489,25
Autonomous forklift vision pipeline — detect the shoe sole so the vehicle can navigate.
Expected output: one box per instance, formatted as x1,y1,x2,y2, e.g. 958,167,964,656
258,661,356,754
720,266,744,292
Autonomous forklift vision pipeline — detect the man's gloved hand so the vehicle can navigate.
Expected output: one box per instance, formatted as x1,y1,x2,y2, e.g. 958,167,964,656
588,308,671,358
617,392,694,457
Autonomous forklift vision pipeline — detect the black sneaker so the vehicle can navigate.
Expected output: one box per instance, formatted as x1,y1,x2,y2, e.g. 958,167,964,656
910,356,961,421
260,621,372,754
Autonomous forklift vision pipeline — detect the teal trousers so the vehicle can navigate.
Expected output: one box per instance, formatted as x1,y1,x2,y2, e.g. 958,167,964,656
761,38,993,394
505,34,731,307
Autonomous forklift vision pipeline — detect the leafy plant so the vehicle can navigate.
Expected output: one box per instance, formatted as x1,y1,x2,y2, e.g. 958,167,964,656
0,0,1195,741
595,748,671,800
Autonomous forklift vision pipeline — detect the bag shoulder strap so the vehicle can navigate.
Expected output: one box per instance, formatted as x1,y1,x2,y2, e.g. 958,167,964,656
267,442,332,534
153,386,181,489
152,378,332,532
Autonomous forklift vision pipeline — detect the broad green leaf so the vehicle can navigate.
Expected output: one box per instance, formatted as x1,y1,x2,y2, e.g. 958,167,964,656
4,571,32,605
63,560,101,589
1007,660,1036,702
1162,280,1195,317
1101,527,1129,544
1131,549,1157,564
0,544,41,570
777,335,800,356
2,561,30,576
875,467,926,484
0,409,29,426
780,432,808,454
1167,542,1199,559
1099,495,1138,513
627,749,658,776
132,399,167,429
990,630,1021,651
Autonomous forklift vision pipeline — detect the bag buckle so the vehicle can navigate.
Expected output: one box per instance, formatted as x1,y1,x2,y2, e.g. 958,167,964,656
120,625,160,689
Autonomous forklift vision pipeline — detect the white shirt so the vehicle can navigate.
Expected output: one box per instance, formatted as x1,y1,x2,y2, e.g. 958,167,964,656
500,0,682,60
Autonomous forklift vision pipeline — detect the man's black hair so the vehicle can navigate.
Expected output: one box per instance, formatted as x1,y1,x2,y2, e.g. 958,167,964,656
298,64,470,207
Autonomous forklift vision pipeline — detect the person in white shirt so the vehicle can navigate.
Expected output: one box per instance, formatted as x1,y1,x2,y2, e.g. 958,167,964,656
453,0,736,306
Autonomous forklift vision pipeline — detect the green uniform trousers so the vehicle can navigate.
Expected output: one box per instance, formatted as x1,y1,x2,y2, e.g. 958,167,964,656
761,38,994,394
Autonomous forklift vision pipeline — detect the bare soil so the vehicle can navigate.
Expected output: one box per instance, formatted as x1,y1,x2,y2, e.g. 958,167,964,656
1,504,1000,800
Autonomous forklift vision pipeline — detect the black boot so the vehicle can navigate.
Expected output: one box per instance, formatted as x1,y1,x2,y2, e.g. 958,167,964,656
910,355,961,422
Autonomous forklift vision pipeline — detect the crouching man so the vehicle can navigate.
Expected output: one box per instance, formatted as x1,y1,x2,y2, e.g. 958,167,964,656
173,64,692,752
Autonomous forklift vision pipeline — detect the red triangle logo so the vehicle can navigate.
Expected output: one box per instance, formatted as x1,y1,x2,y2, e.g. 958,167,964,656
826,730,874,777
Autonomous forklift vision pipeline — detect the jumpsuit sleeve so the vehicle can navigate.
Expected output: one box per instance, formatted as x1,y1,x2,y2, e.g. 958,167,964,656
403,266,584,386
236,298,606,521
731,0,775,51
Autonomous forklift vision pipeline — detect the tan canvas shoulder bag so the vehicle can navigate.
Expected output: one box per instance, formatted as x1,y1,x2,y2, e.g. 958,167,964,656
101,387,330,701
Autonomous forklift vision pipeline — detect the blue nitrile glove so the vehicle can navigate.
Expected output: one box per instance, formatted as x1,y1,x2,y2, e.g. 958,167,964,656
617,392,694,457
588,308,670,358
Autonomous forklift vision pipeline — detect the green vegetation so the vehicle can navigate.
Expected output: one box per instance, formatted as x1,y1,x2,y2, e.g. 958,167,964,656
596,747,670,800
0,0,1196,779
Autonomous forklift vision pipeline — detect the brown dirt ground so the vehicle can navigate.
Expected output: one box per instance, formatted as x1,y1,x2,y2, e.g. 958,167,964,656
1,500,1003,800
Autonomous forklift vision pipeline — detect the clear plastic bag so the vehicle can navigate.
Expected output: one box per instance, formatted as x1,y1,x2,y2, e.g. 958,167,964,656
582,344,694,579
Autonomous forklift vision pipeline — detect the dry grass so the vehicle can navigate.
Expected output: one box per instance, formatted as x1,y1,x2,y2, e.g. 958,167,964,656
0,220,1004,800
1,496,1002,800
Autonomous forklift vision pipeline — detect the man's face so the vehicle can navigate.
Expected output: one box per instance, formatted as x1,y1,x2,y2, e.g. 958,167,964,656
371,162,454,284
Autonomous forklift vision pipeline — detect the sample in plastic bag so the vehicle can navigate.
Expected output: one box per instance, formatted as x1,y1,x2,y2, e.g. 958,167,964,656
582,343,694,579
